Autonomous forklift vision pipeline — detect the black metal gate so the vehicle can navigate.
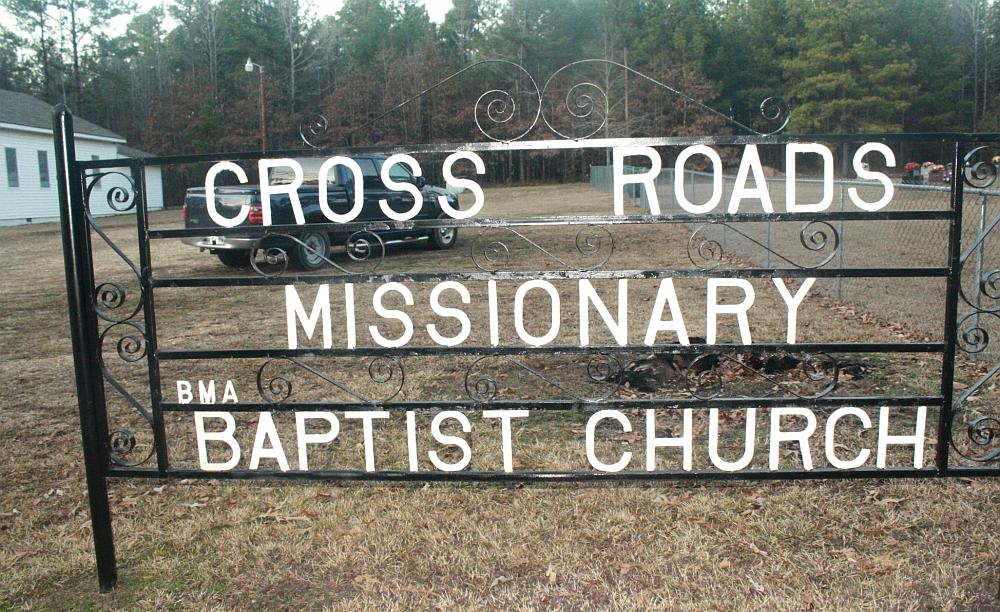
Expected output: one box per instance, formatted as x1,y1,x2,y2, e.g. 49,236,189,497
54,63,1000,591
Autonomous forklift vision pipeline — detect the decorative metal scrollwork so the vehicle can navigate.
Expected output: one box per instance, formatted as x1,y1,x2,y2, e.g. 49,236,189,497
464,353,623,403
963,146,999,189
98,322,154,467
256,357,405,404
687,352,839,400
84,171,138,212
247,232,385,277
471,225,614,272
321,59,789,146
299,113,329,150
687,221,840,270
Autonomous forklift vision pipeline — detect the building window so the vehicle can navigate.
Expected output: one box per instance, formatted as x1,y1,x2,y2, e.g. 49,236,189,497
37,150,49,188
5,148,18,188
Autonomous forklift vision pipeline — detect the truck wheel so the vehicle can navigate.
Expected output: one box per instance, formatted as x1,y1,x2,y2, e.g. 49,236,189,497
217,250,252,268
291,232,331,271
427,214,458,250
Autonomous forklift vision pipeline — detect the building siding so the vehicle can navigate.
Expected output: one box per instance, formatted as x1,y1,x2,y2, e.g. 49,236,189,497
0,127,164,224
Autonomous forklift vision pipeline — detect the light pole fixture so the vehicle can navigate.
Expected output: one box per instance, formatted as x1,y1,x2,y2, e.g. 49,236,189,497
245,57,267,151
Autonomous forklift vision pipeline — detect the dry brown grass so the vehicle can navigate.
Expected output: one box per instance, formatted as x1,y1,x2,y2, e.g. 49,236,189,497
1,183,999,609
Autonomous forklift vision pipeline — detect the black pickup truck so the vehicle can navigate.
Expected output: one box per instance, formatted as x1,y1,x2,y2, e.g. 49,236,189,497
182,155,460,270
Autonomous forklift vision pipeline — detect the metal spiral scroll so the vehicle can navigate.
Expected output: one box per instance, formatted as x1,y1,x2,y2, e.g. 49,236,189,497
84,170,138,212
686,352,839,400
248,231,385,277
299,113,329,150
687,221,840,270
97,322,155,467
256,357,404,404
464,353,623,403
540,59,790,139
950,357,1000,463
471,225,614,272
963,146,999,189
340,59,542,144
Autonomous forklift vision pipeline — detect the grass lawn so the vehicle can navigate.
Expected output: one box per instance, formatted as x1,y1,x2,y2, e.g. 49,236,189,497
1,183,998,609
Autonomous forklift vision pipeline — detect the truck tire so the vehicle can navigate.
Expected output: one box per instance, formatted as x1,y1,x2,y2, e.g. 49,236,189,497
427,213,458,250
291,232,331,271
217,249,252,268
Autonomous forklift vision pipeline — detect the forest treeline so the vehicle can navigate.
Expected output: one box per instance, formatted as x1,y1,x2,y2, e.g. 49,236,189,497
1,0,998,177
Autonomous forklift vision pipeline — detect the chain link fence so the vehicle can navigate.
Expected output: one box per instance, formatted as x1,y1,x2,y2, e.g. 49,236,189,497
591,165,1000,359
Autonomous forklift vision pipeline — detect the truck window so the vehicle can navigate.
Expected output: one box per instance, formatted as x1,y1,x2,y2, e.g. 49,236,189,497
271,158,340,185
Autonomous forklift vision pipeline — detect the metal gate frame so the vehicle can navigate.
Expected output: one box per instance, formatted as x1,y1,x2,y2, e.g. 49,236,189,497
53,85,1000,589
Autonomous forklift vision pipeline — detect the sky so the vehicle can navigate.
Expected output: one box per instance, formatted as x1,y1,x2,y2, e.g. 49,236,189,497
1,0,454,39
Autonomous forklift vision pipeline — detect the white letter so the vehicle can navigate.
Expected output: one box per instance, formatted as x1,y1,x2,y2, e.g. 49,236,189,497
258,158,305,225
379,153,423,221
204,162,250,228
674,145,723,214
194,411,240,471
406,411,418,472
285,285,332,349
849,143,896,211
727,145,774,213
427,281,472,347
177,380,193,404
825,407,872,469
613,146,661,214
772,278,815,343
707,279,755,344
709,408,756,471
769,407,817,470
344,283,356,349
221,380,238,403
428,411,472,471
369,282,414,348
644,279,690,345
318,156,365,222
345,411,389,471
514,280,560,346
488,280,500,346
645,409,693,471
483,409,530,472
295,411,339,471
439,152,485,219
197,380,216,404
249,412,289,471
877,406,926,469
585,410,632,472
786,143,834,212
579,279,628,346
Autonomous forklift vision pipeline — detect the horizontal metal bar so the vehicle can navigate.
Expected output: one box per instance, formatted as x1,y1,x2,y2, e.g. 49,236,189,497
159,396,942,412
157,342,945,361
152,267,950,288
106,466,966,482
149,210,955,239
78,133,1000,169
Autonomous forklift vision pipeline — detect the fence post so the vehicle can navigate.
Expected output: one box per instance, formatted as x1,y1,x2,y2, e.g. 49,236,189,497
938,139,966,474
53,106,118,591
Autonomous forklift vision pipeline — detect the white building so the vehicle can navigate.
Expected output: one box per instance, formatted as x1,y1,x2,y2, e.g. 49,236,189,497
0,89,164,225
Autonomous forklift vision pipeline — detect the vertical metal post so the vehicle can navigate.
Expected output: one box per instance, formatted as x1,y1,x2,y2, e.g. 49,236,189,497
972,193,988,362
938,139,966,474
132,163,169,474
53,106,118,591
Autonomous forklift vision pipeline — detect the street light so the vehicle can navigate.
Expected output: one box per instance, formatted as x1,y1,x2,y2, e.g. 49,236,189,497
245,57,267,151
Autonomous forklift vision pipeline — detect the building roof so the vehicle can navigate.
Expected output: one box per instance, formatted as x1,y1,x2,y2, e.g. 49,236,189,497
0,89,125,141
116,144,154,158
